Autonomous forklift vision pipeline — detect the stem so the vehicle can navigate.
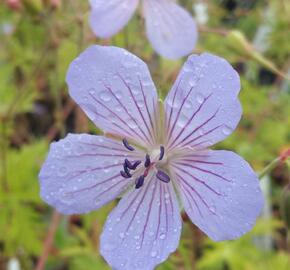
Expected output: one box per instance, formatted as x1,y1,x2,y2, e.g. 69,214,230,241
0,119,9,192
34,211,62,270
259,156,286,179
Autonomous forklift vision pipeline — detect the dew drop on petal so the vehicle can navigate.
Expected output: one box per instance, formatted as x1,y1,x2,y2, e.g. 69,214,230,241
159,233,166,240
103,242,116,251
127,119,138,129
177,114,188,128
196,93,205,104
222,125,233,135
58,166,68,177
99,91,112,102
150,251,157,258
115,91,122,99
119,232,125,239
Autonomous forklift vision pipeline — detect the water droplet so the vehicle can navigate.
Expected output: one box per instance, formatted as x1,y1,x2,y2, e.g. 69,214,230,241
159,233,166,240
103,242,116,251
177,114,188,128
222,125,233,135
196,93,205,104
88,88,96,95
63,141,71,150
58,166,68,177
119,232,125,239
99,91,112,102
127,119,137,129
115,91,122,99
164,193,170,199
150,251,157,257
185,100,193,108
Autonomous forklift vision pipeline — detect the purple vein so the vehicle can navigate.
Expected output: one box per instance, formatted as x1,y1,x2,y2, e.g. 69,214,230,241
175,162,231,182
65,163,122,182
66,173,122,195
111,77,153,144
167,93,212,149
170,107,220,150
88,92,145,143
176,172,217,216
81,103,135,139
180,125,222,148
124,180,152,235
179,182,203,217
166,78,182,132
155,182,162,241
104,85,151,145
167,85,195,142
93,179,127,202
140,180,158,247
138,77,156,137
172,164,222,196
179,159,223,166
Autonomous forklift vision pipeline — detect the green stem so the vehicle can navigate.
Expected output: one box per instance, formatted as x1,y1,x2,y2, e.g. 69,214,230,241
259,157,282,179
0,119,9,192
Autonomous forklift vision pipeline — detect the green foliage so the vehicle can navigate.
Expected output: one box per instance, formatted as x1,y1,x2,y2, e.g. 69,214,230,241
0,0,289,269
0,140,48,256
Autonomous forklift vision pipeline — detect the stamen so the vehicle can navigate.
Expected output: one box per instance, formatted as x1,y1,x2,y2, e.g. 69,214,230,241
131,160,141,170
124,159,133,169
120,170,131,178
144,154,151,168
122,138,135,151
123,163,131,177
125,159,141,170
159,146,165,160
135,175,145,189
156,170,170,183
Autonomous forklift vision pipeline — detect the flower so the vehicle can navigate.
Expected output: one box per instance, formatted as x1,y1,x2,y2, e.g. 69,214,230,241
88,0,198,60
39,45,264,270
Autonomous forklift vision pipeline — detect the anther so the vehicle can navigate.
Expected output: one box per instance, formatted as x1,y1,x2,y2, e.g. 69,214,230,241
135,175,145,189
144,154,151,168
122,138,135,151
156,170,170,183
125,159,133,169
159,146,165,160
131,160,141,170
120,170,131,178
123,163,131,177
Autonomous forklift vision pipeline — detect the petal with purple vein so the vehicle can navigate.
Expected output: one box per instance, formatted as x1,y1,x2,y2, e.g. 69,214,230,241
171,150,264,241
39,134,143,214
100,177,181,270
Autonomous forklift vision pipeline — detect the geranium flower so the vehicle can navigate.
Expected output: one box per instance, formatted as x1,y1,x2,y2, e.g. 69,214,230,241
88,0,198,59
39,45,264,270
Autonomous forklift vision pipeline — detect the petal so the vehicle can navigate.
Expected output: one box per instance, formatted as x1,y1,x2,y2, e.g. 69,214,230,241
66,45,158,147
164,53,241,151
171,150,264,241
143,0,197,59
100,178,182,270
89,0,139,38
39,134,144,215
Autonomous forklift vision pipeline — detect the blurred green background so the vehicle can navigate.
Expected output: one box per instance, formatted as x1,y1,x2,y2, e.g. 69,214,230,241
0,0,290,269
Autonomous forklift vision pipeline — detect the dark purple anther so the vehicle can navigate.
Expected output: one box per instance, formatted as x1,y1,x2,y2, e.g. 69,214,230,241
123,163,131,176
131,160,141,170
159,146,165,160
135,175,145,189
122,138,135,151
120,170,131,178
156,170,170,183
144,154,151,168
125,159,133,169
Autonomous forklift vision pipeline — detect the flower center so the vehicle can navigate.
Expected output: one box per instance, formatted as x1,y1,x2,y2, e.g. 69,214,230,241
120,138,171,189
